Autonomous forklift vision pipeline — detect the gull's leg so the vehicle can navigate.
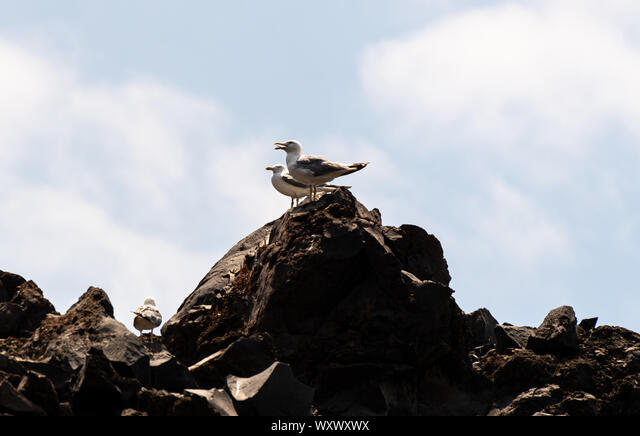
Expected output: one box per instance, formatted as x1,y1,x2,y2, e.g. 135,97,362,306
309,186,313,201
290,197,294,209
313,185,318,201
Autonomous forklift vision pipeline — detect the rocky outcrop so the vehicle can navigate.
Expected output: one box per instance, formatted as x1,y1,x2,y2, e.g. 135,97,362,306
526,306,579,356
161,222,275,362
0,279,222,415
495,325,536,353
2,189,640,415
0,272,57,338
226,362,314,416
473,312,640,416
466,308,499,347
162,188,470,415
22,287,149,382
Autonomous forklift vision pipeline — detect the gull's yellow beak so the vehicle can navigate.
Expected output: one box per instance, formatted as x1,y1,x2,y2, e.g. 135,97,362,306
274,142,286,150
265,166,274,171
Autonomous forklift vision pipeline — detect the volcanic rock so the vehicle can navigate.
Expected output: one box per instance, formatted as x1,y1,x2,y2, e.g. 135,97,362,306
0,274,57,338
71,347,124,415
162,189,472,415
527,306,579,356
495,325,536,353
17,370,61,416
184,388,238,416
579,317,598,331
0,377,46,416
22,287,149,382
188,332,277,388
466,308,499,347
0,271,27,301
0,303,22,337
136,387,218,416
0,279,7,302
492,384,563,416
3,190,640,416
149,350,197,392
226,361,314,416
161,221,275,361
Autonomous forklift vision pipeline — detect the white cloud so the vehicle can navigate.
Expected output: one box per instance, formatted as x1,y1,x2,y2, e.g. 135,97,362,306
0,36,402,328
0,185,211,325
473,180,570,263
361,0,640,155
358,0,640,264
0,37,285,327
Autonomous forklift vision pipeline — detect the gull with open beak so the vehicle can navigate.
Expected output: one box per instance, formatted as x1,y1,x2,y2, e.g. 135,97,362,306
274,140,368,201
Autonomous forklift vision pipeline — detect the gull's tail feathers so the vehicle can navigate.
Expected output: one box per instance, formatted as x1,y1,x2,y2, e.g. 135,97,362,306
343,162,369,176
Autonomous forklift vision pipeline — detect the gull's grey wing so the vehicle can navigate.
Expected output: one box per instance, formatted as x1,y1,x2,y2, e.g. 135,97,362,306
134,305,162,325
281,173,309,188
296,155,352,177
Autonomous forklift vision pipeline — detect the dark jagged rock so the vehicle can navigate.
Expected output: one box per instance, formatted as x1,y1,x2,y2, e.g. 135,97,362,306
0,353,27,379
579,317,598,331
495,324,536,353
381,224,451,285
184,388,238,416
527,306,579,356
17,371,61,416
0,303,22,337
162,189,472,415
11,355,73,394
0,275,57,338
188,332,277,388
149,350,197,392
3,191,640,416
226,361,314,416
0,276,212,416
480,348,557,394
0,278,7,302
544,391,600,416
0,271,27,301
120,408,148,416
161,222,275,361
11,281,58,333
23,287,149,382
466,308,499,347
71,347,124,415
136,387,219,416
0,377,46,416
492,384,563,416
473,324,640,415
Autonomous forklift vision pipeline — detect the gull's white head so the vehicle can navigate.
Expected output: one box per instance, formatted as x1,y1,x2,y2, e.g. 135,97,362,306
143,297,156,306
265,164,286,174
274,140,302,155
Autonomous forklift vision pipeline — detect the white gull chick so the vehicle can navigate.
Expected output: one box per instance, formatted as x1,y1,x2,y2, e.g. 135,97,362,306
266,164,347,208
132,297,162,342
274,140,368,201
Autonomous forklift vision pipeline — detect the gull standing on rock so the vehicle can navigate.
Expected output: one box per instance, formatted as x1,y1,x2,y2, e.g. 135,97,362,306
274,140,368,201
132,297,162,342
266,164,347,208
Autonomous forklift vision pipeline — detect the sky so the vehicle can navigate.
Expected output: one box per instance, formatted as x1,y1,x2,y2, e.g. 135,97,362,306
1,0,640,333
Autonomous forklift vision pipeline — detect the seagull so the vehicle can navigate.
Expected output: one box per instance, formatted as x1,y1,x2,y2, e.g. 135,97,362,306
132,297,162,342
266,164,347,208
274,140,368,200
